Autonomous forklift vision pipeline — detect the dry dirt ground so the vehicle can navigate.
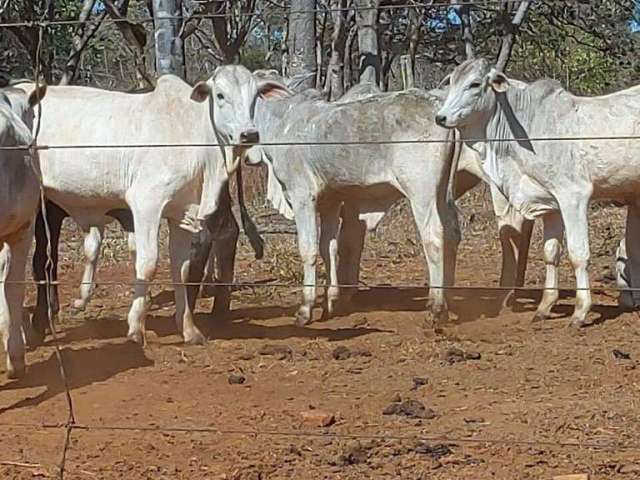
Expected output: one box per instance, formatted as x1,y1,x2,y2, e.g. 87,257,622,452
2,185,640,479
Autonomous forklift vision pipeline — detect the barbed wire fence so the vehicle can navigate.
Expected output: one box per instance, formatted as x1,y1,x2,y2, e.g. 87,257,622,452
2,4,640,479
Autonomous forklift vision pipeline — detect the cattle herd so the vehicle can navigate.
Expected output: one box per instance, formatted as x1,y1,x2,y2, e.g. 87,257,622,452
1,58,639,380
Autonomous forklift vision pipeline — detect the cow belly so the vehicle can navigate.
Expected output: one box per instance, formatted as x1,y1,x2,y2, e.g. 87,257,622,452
319,183,401,209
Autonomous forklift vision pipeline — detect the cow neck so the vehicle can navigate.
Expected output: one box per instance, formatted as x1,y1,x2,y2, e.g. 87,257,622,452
195,95,232,222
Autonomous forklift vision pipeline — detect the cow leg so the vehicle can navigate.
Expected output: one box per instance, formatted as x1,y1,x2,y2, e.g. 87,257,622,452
1,230,32,379
498,211,533,307
210,211,239,319
127,231,137,263
337,203,366,304
319,201,341,317
185,223,213,323
107,209,136,263
411,200,458,327
619,204,640,310
532,211,563,322
169,221,206,345
200,249,217,298
72,225,104,311
559,199,592,327
126,205,162,345
31,201,65,346
293,199,319,326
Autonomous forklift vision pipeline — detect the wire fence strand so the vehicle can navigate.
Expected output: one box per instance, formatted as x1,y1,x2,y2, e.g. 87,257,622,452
0,421,635,452
27,21,75,480
4,133,640,152
0,278,639,293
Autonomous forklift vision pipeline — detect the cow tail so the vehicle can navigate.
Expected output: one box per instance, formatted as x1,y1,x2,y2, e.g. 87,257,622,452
236,165,265,260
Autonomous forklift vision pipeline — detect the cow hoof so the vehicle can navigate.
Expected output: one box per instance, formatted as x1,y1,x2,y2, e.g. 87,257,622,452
617,294,640,312
184,330,207,346
127,331,145,345
568,317,594,329
531,312,549,323
71,299,88,312
24,324,45,349
295,311,312,327
424,308,448,330
7,362,25,380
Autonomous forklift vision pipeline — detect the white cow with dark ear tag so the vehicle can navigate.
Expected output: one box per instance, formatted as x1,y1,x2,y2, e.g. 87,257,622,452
22,65,289,347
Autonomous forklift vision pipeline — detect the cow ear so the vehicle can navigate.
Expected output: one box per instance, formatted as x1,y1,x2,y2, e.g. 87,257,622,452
28,83,47,107
257,80,291,100
190,81,211,103
488,69,510,93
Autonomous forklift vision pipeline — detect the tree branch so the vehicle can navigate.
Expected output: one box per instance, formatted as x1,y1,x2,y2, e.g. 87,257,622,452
60,0,107,85
496,0,531,72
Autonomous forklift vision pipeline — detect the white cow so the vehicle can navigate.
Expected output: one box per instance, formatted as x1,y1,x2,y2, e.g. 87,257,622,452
436,58,640,327
0,83,46,378
248,85,461,326
21,66,287,345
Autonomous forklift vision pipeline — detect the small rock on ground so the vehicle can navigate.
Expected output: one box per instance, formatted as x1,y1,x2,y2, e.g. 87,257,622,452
382,399,436,419
300,409,336,427
331,346,372,360
444,347,481,364
414,442,454,459
228,373,246,385
258,344,293,360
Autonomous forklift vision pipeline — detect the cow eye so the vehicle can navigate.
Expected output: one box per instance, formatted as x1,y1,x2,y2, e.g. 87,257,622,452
469,82,482,89
216,93,225,101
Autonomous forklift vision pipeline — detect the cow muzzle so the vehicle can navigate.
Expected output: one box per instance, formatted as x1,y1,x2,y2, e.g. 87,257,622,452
435,114,448,127
239,128,260,145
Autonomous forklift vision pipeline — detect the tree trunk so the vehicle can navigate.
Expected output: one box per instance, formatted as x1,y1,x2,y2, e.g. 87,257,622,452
324,0,347,100
152,0,186,78
343,22,358,92
354,0,380,84
288,0,316,90
60,0,106,85
400,54,413,89
459,3,474,60
103,0,154,88
407,6,421,76
496,0,531,71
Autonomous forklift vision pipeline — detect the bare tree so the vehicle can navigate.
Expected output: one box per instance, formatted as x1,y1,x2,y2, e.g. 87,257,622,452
354,0,380,84
102,0,154,87
182,1,256,66
60,0,108,85
324,0,349,99
496,0,531,71
458,2,474,59
152,0,186,78
2,0,55,81
288,0,316,89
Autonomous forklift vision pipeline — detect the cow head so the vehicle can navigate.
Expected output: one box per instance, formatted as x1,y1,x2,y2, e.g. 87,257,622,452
190,65,290,164
1,82,47,131
435,58,510,131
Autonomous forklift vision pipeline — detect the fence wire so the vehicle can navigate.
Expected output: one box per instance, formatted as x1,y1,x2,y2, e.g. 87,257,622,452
0,279,640,294
3,134,640,152
0,0,525,28
0,420,636,451
26,22,75,480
